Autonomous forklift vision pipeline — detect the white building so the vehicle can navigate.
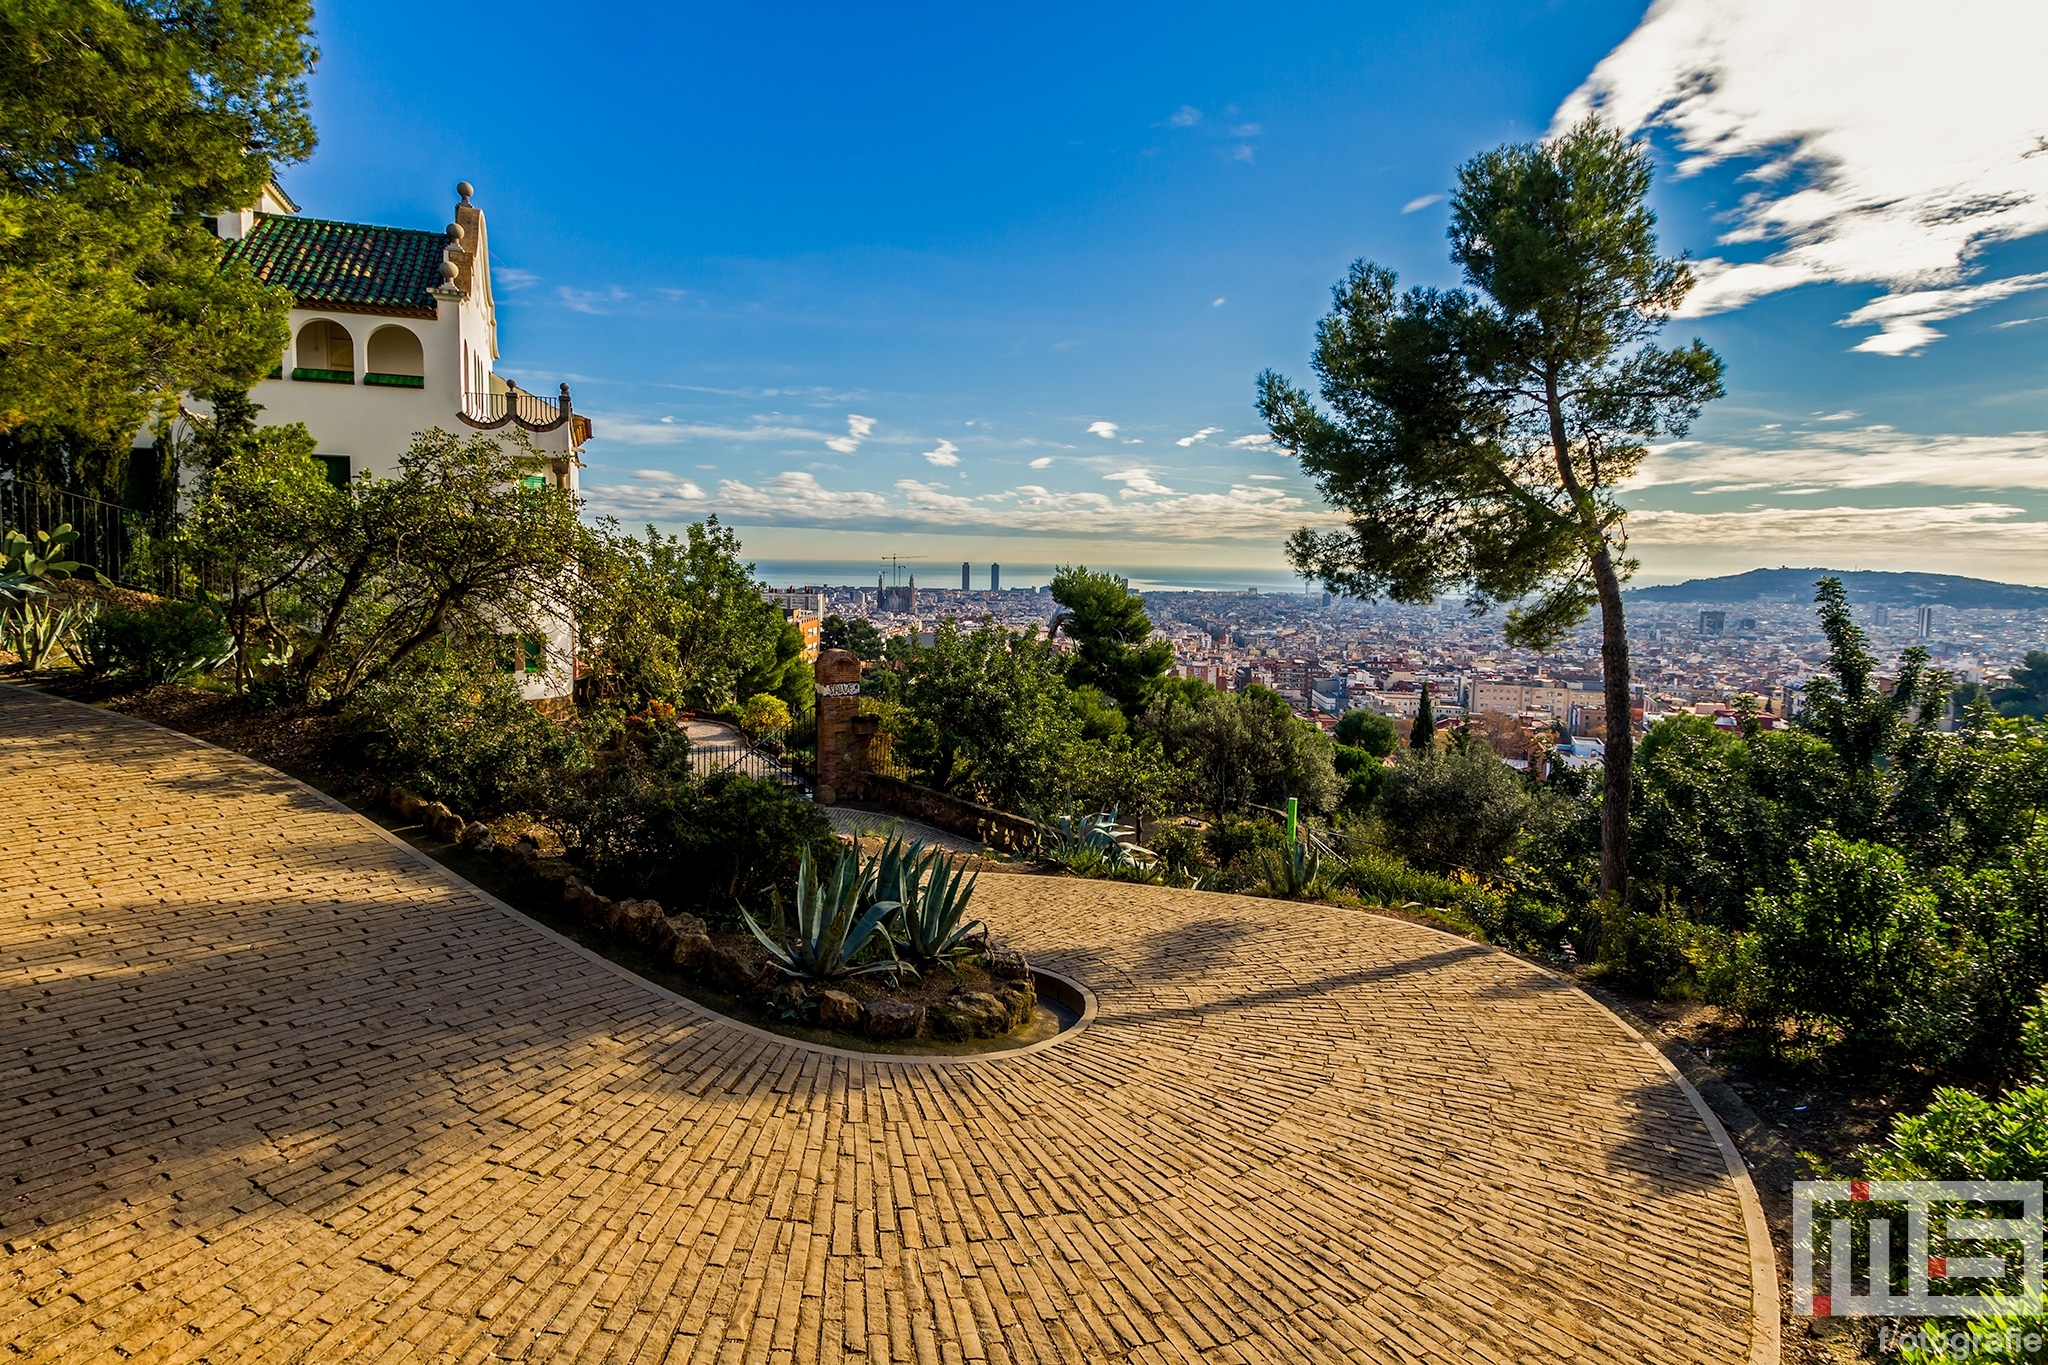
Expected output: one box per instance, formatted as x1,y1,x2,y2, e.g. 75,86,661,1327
209,181,590,704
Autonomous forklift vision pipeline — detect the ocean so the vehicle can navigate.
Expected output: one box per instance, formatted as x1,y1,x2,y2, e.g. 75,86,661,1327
748,559,1317,595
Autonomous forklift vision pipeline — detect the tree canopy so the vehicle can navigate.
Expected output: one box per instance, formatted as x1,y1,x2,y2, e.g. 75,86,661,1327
0,0,317,484
1258,118,1724,904
1049,564,1172,712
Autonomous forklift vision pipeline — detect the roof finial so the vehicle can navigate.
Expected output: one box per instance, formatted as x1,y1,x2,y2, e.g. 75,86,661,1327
456,181,474,205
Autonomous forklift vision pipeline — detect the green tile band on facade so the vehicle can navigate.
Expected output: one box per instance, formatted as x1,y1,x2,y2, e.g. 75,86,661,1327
363,371,425,388
291,366,355,384
222,213,447,318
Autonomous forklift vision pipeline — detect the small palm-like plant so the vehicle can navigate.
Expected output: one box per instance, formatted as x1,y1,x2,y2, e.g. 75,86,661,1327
741,845,907,981
893,846,984,965
1261,839,1323,899
3,597,92,673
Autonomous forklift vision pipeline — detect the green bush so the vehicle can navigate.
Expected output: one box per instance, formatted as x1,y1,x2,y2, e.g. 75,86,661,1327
340,660,588,814
555,743,839,924
1739,832,1963,1062
1377,745,1533,875
1591,908,1696,998
77,599,231,684
1342,850,1508,933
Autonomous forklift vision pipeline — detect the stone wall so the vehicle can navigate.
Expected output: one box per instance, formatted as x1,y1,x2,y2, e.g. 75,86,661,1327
861,773,1039,852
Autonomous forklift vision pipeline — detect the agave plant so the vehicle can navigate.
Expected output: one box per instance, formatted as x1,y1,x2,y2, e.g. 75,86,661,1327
741,845,908,982
892,846,984,965
1041,809,1157,872
0,524,85,605
3,597,92,672
1260,839,1323,899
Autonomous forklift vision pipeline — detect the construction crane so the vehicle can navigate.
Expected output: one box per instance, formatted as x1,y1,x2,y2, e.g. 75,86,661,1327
880,553,924,586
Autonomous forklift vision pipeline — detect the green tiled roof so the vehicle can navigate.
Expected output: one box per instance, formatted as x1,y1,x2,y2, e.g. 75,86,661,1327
222,214,445,318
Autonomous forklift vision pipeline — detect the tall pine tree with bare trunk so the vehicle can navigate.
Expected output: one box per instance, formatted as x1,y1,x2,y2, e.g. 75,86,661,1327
1258,119,1723,913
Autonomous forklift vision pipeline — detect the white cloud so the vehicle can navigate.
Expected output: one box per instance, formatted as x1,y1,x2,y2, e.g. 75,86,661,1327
922,439,961,467
1212,298,1225,307
1087,421,1119,439
1401,194,1442,214
584,414,830,447
1559,0,2048,352
1229,433,1277,449
1176,426,1222,447
1630,501,2048,548
1028,456,1054,468
1168,106,1203,128
584,471,1331,545
1246,473,1287,481
558,285,629,314
825,413,876,454
1105,468,1175,497
1839,272,2048,354
495,266,540,290
1634,428,2048,492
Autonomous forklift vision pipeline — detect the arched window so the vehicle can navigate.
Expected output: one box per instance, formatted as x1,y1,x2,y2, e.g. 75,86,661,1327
293,320,355,382
364,326,424,388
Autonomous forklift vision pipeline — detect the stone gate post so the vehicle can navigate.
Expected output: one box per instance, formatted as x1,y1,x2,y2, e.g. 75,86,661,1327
813,648,864,805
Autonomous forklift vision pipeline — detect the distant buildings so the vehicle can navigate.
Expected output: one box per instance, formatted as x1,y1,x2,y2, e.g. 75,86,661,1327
991,563,1001,592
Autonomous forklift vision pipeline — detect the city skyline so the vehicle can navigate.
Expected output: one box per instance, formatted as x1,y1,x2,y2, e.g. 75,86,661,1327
285,1,2048,583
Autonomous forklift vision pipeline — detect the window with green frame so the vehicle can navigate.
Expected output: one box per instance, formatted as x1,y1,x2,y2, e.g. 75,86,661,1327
315,454,350,489
524,635,545,674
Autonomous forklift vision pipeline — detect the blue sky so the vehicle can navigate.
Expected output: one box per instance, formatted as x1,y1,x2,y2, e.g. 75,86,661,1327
284,0,2048,585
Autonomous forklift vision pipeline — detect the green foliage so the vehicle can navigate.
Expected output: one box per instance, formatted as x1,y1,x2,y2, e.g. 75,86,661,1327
1049,565,1173,712
739,692,792,737
1862,1083,2048,1185
1334,707,1398,756
743,845,904,983
820,613,883,661
339,652,587,815
0,0,318,462
1409,685,1434,749
1,593,92,671
1590,907,1696,998
578,516,792,713
0,522,86,600
1203,814,1284,872
1330,741,1387,810
79,598,229,684
1260,839,1324,899
1341,851,1515,934
1991,651,2048,720
873,618,1176,818
1731,833,1961,1062
555,739,838,924
1377,744,1533,875
1041,809,1160,881
1140,680,1340,815
173,388,327,692
887,844,984,966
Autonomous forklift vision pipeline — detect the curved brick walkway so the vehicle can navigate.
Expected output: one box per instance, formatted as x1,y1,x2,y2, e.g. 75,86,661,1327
0,687,1775,1364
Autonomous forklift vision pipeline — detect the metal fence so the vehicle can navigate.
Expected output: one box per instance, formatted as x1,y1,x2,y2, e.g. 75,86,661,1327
687,713,817,789
864,728,912,781
0,481,149,589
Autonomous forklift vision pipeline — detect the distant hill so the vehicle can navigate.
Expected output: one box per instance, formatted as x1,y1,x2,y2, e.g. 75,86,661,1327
1625,568,2048,610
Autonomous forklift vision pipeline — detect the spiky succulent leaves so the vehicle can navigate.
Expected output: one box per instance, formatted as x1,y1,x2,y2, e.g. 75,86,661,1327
898,850,984,963
741,845,906,980
874,835,927,907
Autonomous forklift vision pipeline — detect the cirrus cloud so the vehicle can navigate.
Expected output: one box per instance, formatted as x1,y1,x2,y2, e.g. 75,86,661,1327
1559,0,2048,353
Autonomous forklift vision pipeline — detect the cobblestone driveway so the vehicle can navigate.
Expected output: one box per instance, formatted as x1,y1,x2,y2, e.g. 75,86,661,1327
0,687,1774,1363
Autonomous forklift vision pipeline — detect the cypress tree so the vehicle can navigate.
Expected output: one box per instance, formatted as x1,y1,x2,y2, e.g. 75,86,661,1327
1410,682,1434,750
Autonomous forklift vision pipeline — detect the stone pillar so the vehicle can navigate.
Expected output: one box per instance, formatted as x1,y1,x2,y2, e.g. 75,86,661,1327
813,648,864,805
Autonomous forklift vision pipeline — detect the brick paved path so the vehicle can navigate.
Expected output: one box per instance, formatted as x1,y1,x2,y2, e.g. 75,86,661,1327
0,688,1775,1364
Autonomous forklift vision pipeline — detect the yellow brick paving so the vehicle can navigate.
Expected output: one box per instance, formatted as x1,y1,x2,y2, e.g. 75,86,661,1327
0,688,1770,1363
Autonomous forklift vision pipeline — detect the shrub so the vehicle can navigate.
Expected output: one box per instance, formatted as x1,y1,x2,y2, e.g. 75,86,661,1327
1377,745,1532,875
1342,850,1509,934
1590,908,1696,998
739,692,791,737
340,659,588,814
78,600,231,684
556,749,838,924
1739,832,1963,1062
